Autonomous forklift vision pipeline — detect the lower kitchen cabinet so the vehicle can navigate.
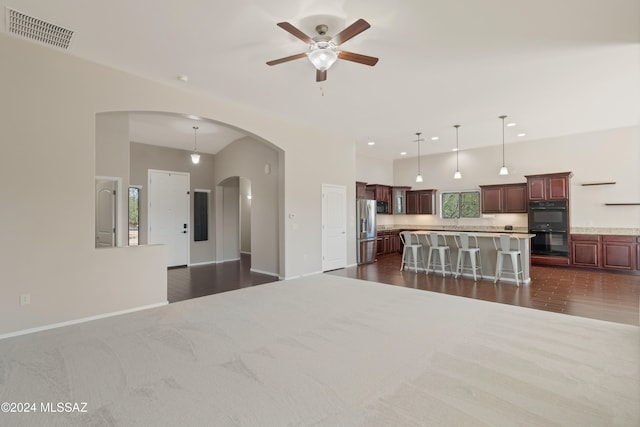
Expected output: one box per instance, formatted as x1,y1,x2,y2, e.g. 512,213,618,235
571,235,601,267
602,235,636,271
570,234,638,271
376,230,402,256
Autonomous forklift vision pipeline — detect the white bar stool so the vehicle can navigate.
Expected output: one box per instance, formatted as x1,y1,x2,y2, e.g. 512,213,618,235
425,233,453,276
493,234,524,286
400,231,425,272
454,233,483,281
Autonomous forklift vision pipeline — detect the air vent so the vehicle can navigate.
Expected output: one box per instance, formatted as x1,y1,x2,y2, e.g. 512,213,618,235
5,7,75,50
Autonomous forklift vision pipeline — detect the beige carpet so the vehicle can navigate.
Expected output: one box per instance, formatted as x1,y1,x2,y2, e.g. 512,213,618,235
0,274,638,426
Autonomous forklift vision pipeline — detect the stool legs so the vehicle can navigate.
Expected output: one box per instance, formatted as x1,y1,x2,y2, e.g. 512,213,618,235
456,250,482,281
494,252,522,286
428,247,451,276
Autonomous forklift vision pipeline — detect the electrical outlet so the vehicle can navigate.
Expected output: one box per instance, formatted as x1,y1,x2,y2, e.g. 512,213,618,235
20,294,30,306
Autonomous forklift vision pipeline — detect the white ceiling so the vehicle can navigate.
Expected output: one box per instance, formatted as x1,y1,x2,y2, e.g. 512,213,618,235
4,0,639,159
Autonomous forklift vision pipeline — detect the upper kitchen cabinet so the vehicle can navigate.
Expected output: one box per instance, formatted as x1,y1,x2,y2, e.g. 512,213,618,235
366,184,391,204
480,183,527,213
356,181,368,199
525,172,573,201
406,190,436,215
392,186,411,214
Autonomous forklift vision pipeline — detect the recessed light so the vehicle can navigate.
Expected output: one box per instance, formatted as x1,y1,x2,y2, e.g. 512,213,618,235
367,141,375,146
507,122,517,127
517,133,526,137
177,75,189,82
431,136,439,141
400,152,407,156
452,148,458,152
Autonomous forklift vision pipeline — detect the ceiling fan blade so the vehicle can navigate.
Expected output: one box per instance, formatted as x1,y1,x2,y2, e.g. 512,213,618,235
316,69,327,82
276,22,313,44
332,19,371,45
266,52,307,66
338,51,379,66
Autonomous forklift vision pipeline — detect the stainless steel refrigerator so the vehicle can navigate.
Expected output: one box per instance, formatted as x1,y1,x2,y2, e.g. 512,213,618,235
356,199,377,264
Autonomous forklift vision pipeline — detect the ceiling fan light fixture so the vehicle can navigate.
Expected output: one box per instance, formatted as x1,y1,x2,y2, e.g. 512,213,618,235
308,43,338,71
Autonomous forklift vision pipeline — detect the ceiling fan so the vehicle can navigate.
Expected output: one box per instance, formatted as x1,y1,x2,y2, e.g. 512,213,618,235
266,19,378,82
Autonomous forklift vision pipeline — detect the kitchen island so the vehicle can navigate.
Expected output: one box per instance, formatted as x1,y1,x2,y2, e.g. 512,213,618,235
409,230,535,284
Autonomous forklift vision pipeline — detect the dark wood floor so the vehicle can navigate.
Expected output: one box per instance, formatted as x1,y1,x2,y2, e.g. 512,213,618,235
168,253,640,326
329,253,640,326
167,254,277,303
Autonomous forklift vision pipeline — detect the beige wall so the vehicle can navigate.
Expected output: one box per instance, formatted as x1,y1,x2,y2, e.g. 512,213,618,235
391,126,640,229
129,141,217,264
0,34,356,336
215,137,280,276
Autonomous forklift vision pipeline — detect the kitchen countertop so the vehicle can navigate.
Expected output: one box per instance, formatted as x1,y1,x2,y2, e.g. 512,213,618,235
570,227,640,236
378,225,529,234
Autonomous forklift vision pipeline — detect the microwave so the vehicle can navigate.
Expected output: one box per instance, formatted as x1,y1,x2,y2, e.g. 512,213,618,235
376,201,389,214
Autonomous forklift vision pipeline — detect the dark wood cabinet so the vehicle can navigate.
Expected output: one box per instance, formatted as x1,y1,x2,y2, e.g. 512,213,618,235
571,234,601,267
376,230,402,256
525,172,572,201
366,184,391,204
570,234,639,271
504,184,528,212
356,181,368,199
480,183,527,213
602,235,636,271
406,190,436,214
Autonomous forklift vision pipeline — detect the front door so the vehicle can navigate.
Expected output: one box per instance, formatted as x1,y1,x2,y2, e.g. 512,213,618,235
322,184,347,271
148,170,190,267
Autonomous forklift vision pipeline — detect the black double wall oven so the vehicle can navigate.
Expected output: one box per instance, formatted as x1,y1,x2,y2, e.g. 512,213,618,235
529,201,569,256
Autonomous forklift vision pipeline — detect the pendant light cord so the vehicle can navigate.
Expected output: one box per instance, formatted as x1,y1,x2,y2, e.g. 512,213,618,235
500,116,506,167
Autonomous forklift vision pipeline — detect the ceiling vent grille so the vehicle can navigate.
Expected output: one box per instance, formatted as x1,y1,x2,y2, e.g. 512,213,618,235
5,7,75,50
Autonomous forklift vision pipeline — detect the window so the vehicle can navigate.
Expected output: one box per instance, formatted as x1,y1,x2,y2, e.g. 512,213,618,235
128,186,140,246
441,191,480,219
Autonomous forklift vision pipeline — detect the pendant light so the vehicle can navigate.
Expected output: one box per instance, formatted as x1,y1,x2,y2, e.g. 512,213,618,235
453,124,462,179
191,126,200,164
498,115,509,175
415,132,424,183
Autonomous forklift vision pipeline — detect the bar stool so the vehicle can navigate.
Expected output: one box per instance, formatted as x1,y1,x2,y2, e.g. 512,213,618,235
493,234,524,286
425,233,453,276
454,233,483,281
400,231,425,272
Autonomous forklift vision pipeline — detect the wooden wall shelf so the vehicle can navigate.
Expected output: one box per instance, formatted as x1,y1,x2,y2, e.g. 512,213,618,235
582,182,616,186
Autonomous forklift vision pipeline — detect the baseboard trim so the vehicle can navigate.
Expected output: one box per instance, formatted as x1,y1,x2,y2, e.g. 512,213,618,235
0,301,169,340
249,267,278,277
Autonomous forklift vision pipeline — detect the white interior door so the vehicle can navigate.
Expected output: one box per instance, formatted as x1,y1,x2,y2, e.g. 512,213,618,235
148,170,190,267
95,179,117,248
322,184,347,271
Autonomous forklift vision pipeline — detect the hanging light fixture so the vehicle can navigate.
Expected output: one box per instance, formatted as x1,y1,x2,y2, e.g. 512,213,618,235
498,115,509,175
415,132,424,183
191,126,200,164
453,124,462,179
